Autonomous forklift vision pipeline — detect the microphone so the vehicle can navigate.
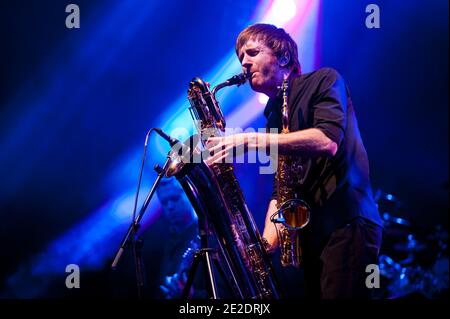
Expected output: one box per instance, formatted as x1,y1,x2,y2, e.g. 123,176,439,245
154,128,181,147
154,129,200,166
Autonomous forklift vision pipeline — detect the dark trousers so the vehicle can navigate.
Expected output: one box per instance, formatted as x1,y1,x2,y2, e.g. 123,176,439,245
303,217,382,299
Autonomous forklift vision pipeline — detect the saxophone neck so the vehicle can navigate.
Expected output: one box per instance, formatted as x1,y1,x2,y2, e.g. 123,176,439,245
188,73,246,135
211,73,248,100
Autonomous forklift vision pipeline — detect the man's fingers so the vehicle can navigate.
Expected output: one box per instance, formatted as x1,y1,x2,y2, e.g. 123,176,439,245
205,137,222,147
204,150,223,166
204,149,231,165
213,151,230,164
207,143,226,154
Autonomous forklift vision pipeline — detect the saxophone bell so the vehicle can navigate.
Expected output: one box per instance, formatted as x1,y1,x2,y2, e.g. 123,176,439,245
271,199,311,231
270,199,311,268
166,134,201,178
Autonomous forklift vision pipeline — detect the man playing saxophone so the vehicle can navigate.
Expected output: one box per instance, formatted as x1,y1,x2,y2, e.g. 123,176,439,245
205,23,383,299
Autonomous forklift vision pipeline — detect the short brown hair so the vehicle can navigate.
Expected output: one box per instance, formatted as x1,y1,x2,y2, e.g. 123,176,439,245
235,23,301,75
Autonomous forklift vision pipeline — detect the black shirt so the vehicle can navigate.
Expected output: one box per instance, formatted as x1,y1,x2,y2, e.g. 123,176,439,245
265,68,382,239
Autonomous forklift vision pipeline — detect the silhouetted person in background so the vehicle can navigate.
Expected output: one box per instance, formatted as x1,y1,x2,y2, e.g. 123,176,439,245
154,177,203,298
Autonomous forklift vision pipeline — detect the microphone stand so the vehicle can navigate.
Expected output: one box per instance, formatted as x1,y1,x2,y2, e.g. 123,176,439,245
111,154,172,297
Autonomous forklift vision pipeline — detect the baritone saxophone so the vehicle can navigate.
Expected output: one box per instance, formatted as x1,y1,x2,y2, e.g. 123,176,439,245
166,73,281,299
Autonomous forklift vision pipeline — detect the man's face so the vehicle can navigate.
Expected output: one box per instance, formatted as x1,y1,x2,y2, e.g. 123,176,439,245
157,185,193,227
238,38,284,98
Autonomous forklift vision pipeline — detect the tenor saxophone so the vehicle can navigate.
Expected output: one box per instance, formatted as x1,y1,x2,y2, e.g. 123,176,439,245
271,78,311,268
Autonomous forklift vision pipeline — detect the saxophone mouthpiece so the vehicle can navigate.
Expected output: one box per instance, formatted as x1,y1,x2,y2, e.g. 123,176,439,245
212,73,247,96
226,73,247,86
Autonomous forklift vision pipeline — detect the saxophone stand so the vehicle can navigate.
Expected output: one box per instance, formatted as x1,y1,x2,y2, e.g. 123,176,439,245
182,212,232,299
111,155,172,298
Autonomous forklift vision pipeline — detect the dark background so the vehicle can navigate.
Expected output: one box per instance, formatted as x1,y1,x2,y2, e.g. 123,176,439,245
0,0,447,298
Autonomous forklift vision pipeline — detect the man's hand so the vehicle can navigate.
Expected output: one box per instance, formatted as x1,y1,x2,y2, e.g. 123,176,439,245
160,271,194,299
204,133,249,165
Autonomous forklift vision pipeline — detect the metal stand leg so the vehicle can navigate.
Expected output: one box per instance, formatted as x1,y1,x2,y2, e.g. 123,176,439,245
182,248,219,299
180,210,233,299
